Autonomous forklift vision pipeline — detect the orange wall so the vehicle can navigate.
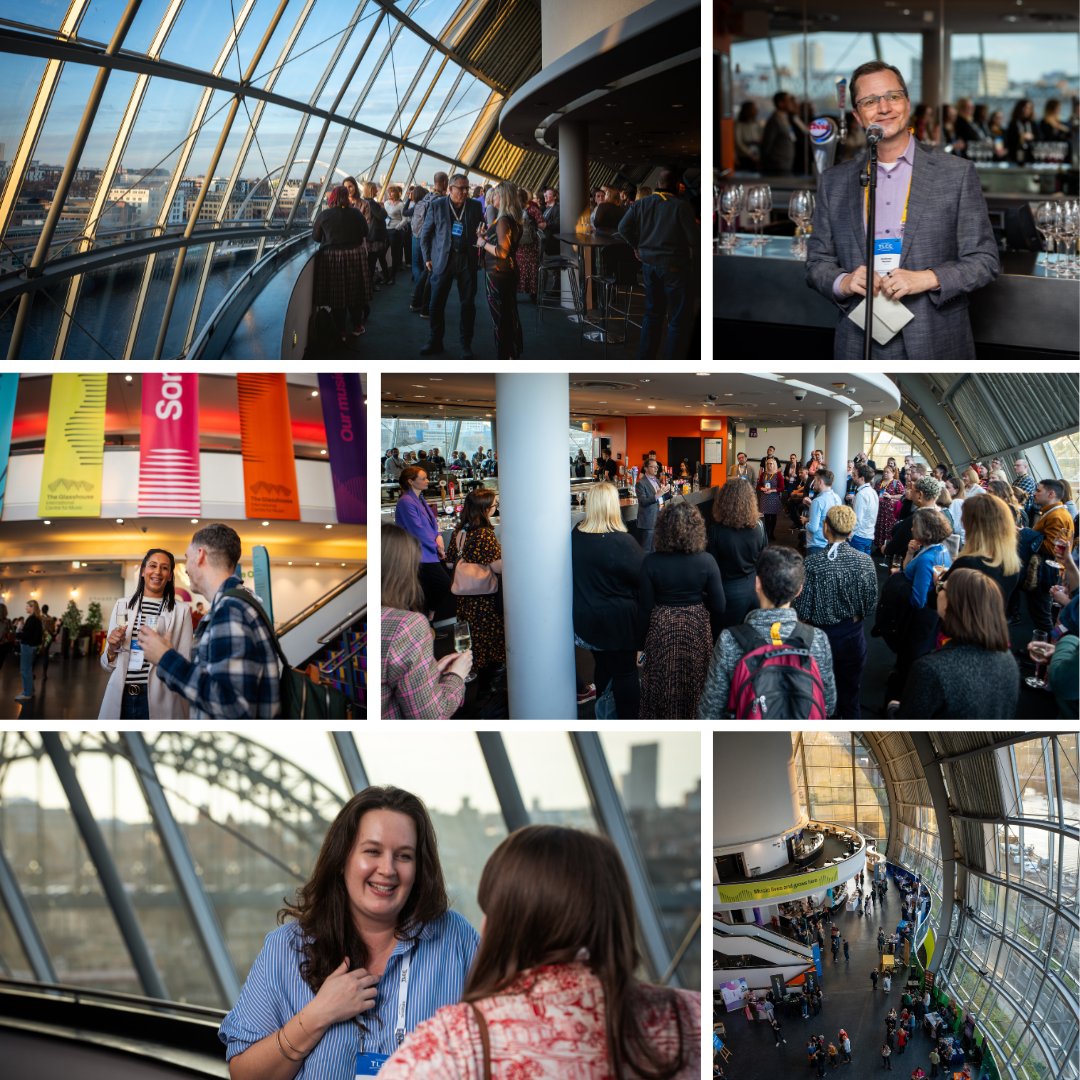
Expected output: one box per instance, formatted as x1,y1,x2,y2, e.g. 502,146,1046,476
625,415,728,469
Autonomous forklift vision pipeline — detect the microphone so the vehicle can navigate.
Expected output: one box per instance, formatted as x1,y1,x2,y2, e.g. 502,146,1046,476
865,124,886,144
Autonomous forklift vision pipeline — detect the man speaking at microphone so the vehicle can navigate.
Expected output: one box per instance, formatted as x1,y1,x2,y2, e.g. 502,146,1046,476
806,60,999,359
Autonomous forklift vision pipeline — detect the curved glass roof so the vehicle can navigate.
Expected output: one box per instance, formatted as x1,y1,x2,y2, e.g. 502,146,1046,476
789,732,1079,1080
0,1,559,360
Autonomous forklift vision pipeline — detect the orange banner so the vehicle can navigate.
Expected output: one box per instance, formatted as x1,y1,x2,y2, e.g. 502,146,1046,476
236,374,300,520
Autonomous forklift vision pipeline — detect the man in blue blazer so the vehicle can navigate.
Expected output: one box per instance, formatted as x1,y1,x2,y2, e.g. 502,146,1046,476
420,173,485,358
806,60,999,360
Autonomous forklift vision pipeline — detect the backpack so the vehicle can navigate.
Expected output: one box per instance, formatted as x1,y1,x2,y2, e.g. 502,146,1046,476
224,589,353,719
726,622,827,720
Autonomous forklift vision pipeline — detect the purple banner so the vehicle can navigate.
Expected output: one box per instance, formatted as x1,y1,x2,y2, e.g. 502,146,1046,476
318,373,365,524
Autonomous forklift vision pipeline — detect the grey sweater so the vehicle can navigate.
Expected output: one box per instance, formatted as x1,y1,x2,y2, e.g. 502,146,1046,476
897,642,1019,719
697,607,837,718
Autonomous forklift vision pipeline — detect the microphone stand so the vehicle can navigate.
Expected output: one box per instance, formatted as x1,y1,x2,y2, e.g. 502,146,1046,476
860,138,879,361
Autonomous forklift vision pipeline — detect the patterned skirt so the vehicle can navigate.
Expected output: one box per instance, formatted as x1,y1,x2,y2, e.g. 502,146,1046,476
639,603,713,719
313,243,373,311
516,242,538,297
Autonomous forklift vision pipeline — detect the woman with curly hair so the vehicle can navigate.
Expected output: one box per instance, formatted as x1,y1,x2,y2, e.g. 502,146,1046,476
639,501,726,718
380,825,700,1079
220,786,479,1079
707,480,767,632
874,464,905,551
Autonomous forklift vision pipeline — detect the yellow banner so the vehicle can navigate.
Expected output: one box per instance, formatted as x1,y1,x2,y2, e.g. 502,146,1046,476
716,864,840,904
38,374,108,517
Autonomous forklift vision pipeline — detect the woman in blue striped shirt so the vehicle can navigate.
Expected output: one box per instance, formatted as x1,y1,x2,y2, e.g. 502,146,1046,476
220,786,479,1078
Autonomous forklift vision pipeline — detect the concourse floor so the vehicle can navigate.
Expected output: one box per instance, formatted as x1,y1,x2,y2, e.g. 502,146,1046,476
0,652,111,720
716,899,974,1080
300,264,649,360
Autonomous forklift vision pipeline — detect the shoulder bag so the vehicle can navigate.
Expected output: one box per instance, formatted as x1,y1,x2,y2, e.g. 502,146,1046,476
450,529,500,596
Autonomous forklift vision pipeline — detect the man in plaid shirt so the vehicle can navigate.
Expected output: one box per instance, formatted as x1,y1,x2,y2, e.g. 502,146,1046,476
139,523,280,718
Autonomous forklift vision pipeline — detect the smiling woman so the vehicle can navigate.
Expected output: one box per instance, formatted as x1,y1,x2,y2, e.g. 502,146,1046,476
218,785,479,1080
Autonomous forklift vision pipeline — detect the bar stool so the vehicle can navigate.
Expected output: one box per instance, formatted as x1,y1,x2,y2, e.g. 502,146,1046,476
536,239,584,327
581,243,622,357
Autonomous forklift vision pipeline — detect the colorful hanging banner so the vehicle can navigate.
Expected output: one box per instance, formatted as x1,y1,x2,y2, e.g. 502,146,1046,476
0,373,18,516
236,373,300,520
38,373,107,517
138,373,201,517
317,372,365,525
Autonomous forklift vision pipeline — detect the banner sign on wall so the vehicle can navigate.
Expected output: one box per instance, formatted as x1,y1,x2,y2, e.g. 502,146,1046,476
39,373,108,517
716,863,839,904
317,372,364,524
236,374,300,520
0,373,18,516
138,373,201,517
251,544,273,623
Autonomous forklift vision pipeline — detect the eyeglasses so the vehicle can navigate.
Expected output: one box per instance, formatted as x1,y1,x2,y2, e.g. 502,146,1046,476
450,185,468,192
855,91,908,110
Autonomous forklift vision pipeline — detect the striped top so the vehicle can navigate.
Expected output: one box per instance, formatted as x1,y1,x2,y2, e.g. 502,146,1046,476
219,912,479,1078
125,597,164,687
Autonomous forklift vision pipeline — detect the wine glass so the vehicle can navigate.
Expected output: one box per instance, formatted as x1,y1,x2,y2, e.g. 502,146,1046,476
1034,202,1058,276
454,620,477,683
1060,200,1078,278
720,185,745,250
745,185,772,248
788,190,815,258
1025,630,1051,690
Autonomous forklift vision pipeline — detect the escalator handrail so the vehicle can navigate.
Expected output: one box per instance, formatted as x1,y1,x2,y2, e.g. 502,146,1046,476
0,975,225,1021
318,609,366,645
275,566,366,638
713,922,813,961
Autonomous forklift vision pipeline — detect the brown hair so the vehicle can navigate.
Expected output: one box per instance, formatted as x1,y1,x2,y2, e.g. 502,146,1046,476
280,786,449,992
712,479,761,529
850,60,909,105
911,509,952,545
381,524,425,612
398,465,427,491
464,826,688,1079
939,568,1010,651
191,522,242,570
460,487,496,530
654,500,706,554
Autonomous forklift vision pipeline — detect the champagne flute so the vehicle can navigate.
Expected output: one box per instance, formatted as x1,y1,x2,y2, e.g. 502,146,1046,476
1061,200,1078,278
788,189,815,258
454,620,477,683
1025,630,1051,690
720,185,745,250
1034,202,1057,276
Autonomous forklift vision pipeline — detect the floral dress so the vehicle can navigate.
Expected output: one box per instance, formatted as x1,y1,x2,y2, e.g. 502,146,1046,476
449,524,505,668
516,201,544,298
875,478,905,550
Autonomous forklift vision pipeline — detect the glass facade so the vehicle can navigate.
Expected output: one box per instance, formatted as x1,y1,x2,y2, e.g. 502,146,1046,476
1,1,543,359
0,729,700,1006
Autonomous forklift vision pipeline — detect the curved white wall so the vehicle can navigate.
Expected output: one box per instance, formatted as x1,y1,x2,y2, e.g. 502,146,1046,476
714,733,801,851
541,0,644,67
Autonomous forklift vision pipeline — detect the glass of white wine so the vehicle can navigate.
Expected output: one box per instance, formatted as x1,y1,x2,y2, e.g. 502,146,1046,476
454,620,476,683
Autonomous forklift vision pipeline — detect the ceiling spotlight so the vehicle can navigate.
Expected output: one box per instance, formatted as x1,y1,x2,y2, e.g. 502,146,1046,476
124,375,133,382
310,390,319,397
190,518,199,524
325,524,333,529
320,449,327,455
287,561,293,566
261,520,270,527
116,518,124,524
43,519,51,525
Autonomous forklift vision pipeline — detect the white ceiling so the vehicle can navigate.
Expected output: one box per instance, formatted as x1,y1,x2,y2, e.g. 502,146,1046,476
381,372,901,426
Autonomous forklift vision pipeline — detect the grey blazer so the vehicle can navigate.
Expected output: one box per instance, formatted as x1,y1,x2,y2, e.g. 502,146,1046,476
806,141,999,360
635,476,663,531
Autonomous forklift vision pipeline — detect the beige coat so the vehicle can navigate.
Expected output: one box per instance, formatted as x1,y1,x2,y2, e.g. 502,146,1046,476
98,597,193,719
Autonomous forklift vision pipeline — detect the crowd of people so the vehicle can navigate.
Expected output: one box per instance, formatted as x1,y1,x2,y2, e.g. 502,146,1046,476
221,786,700,1078
313,165,698,359
379,440,1077,720
735,91,1079,172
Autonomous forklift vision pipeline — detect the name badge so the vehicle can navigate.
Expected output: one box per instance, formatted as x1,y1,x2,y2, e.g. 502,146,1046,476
873,237,901,274
356,1051,390,1076
129,644,145,671
451,221,464,238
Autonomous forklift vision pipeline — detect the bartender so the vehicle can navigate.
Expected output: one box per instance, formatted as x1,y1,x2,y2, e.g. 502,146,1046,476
597,448,619,482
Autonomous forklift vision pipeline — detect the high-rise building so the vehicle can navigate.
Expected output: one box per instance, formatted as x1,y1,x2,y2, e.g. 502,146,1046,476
624,742,659,811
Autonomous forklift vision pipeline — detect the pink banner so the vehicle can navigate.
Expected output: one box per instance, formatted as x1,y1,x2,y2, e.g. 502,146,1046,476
138,373,201,517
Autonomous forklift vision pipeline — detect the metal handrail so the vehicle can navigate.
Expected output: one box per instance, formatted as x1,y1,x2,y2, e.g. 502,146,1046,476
0,975,225,1020
318,610,366,645
275,566,366,638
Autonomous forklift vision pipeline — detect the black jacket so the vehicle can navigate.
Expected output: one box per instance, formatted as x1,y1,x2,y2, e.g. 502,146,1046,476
571,527,644,651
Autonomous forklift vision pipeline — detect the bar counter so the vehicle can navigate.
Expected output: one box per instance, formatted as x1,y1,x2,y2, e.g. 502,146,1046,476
714,238,1079,357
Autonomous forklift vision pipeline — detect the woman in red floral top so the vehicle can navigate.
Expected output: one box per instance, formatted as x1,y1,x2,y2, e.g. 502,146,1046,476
380,825,700,1079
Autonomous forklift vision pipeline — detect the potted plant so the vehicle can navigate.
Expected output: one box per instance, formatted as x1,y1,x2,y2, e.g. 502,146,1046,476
60,599,83,657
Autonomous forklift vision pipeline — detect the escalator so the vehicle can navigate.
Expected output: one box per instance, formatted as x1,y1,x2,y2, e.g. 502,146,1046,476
275,567,367,714
714,916,814,991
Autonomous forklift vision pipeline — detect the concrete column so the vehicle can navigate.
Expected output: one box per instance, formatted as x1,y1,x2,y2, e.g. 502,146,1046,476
558,119,588,307
496,374,577,719
801,422,817,467
826,408,850,499
920,30,942,108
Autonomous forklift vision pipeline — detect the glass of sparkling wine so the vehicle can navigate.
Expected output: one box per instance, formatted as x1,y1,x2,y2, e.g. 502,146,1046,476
454,620,477,682
1025,631,1051,690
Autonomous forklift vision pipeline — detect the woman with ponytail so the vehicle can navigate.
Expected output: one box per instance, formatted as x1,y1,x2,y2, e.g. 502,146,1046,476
98,548,192,719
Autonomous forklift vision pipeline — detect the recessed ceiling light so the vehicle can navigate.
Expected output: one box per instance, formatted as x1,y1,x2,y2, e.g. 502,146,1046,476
124,374,133,382
311,390,319,397
261,520,270,526
411,384,426,388
43,520,51,525
325,524,333,529
315,562,320,567
115,518,124,524
696,372,710,376
429,377,443,381
320,448,327,455
647,405,656,410
190,518,199,524
287,561,293,565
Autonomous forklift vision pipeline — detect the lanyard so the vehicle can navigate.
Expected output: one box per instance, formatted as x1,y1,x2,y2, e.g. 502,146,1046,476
864,154,913,235
356,947,413,1054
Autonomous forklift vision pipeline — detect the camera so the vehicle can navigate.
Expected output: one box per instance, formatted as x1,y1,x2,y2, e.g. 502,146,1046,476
794,389,807,401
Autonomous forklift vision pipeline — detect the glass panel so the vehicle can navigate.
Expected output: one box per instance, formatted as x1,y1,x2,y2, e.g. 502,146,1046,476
0,284,65,360
400,0,459,41
0,900,34,981
501,733,595,827
0,733,139,991
353,25,432,136
121,0,177,56
160,2,242,68
61,259,148,362
1047,432,1079,489
422,75,492,160
1059,734,1079,826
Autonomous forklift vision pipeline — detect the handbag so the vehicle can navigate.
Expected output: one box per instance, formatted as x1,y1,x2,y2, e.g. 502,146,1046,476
469,1003,492,1080
450,529,499,596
